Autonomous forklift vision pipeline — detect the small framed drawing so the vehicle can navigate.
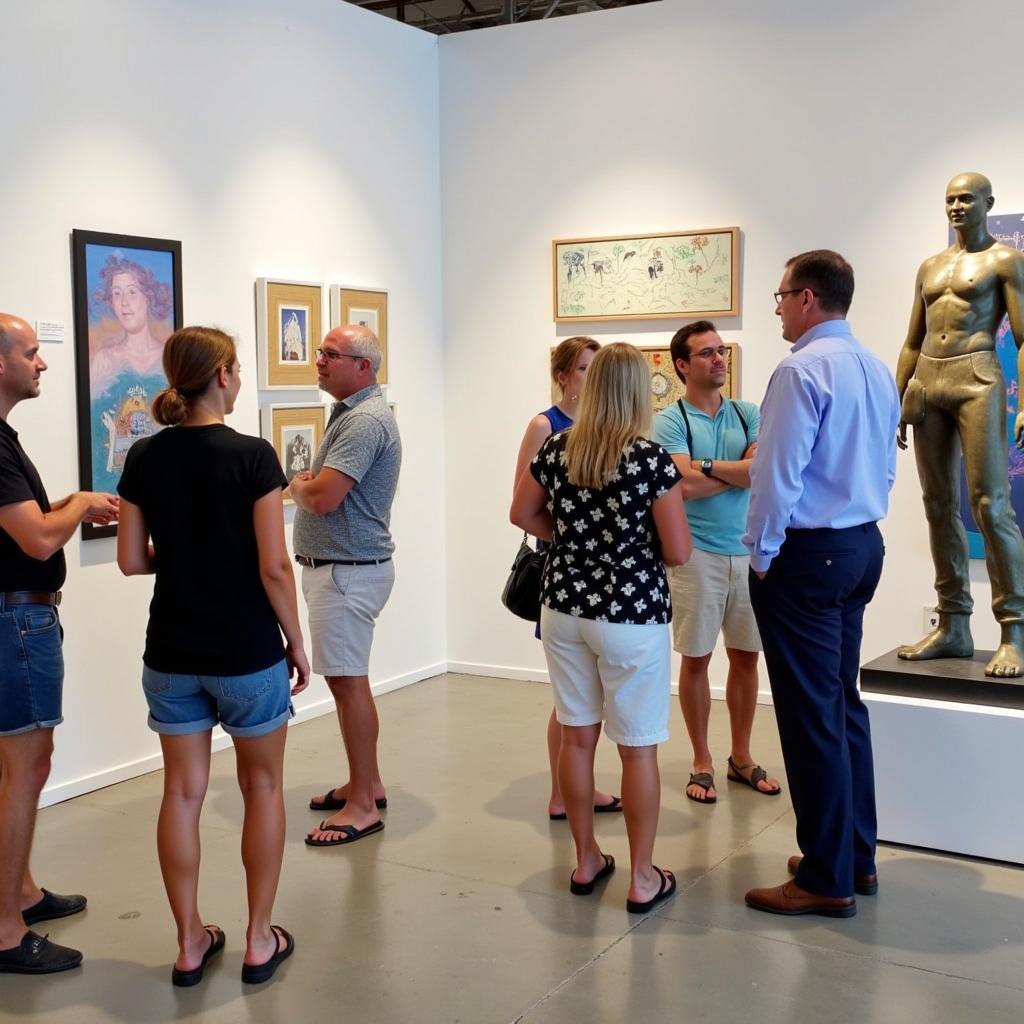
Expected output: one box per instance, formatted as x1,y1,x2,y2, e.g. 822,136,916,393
330,286,388,385
255,279,323,389
260,403,328,499
72,228,183,540
552,227,740,323
549,342,740,413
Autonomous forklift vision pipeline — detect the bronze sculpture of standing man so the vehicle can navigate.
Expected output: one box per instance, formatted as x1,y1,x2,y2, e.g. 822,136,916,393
896,172,1024,678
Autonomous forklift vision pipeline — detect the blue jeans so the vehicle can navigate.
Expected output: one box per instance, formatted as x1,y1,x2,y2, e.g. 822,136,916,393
0,600,64,736
141,658,294,738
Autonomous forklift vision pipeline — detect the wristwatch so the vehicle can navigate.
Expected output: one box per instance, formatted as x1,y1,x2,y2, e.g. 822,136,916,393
700,458,713,477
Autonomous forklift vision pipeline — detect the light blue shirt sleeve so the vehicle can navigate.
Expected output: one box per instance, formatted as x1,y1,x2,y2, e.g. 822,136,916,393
652,405,689,456
743,366,819,572
745,401,760,444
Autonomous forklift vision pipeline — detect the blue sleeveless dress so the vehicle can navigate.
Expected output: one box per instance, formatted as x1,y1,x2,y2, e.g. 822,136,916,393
534,406,573,637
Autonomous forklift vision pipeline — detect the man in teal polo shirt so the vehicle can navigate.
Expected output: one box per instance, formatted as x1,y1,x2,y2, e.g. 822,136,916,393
653,321,781,804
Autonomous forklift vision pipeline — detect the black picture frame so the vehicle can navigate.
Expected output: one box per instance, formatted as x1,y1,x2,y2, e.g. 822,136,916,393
71,229,183,539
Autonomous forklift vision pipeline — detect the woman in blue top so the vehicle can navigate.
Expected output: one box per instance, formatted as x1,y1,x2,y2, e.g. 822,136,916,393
513,336,619,820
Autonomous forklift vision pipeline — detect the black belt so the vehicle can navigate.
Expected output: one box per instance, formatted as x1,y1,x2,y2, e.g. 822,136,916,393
295,555,392,568
2,591,62,607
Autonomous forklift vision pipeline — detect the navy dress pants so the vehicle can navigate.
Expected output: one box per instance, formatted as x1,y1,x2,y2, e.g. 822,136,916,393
748,523,884,899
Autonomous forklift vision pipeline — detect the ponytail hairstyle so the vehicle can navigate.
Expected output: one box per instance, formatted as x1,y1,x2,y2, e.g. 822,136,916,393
550,335,599,396
564,343,651,489
151,326,236,426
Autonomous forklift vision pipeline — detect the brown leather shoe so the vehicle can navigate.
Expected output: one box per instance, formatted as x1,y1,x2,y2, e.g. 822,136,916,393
786,855,878,896
745,880,856,918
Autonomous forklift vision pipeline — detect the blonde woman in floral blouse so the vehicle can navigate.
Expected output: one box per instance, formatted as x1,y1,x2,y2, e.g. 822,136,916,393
511,342,691,913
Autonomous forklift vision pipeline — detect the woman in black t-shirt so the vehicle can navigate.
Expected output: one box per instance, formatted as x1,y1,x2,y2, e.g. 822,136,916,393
511,343,691,914
117,326,309,986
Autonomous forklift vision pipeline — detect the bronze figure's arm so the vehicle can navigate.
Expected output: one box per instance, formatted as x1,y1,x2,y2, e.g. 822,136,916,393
895,265,928,450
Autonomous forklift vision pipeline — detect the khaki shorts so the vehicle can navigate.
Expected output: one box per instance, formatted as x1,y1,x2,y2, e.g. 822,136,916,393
301,561,395,677
668,547,761,657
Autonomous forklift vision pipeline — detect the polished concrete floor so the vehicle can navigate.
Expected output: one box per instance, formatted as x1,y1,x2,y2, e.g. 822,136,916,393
2,673,1022,1023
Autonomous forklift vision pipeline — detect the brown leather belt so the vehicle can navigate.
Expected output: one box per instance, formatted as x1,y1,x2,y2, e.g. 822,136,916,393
2,591,62,607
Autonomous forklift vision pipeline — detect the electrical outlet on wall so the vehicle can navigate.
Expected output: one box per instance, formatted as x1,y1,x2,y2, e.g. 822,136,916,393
923,605,939,632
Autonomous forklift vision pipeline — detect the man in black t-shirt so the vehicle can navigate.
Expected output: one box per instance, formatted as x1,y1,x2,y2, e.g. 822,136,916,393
0,314,118,975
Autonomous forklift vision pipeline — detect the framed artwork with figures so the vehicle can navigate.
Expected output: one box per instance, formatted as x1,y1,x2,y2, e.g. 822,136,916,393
330,285,388,385
255,279,322,389
260,403,328,503
72,228,183,539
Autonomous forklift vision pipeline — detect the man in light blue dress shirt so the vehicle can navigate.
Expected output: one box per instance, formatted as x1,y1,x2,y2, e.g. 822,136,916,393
742,250,900,918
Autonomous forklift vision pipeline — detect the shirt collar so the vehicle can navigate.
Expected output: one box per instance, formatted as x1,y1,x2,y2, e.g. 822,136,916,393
791,318,852,353
337,383,382,411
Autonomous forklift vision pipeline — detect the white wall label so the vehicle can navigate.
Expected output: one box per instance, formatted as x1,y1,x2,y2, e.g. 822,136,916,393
36,320,65,343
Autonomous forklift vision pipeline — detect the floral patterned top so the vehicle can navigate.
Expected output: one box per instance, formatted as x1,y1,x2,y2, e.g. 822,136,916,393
530,432,680,625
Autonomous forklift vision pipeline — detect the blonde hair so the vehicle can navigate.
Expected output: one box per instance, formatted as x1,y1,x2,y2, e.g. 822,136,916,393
564,343,651,488
152,326,236,426
550,336,599,395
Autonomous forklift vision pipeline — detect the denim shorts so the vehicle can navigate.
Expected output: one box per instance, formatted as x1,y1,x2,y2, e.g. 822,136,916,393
0,602,64,736
141,658,294,738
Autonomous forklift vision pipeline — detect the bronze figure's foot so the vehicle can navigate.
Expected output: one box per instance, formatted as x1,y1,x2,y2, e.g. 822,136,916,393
897,614,973,661
985,625,1024,677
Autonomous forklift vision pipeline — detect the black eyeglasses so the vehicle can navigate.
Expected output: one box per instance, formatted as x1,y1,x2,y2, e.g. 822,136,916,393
773,288,813,304
316,348,364,363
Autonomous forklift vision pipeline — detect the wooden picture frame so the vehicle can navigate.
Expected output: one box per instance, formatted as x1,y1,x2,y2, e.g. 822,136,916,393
553,227,740,323
259,403,329,502
72,228,183,539
330,286,388,385
549,342,740,413
255,279,323,389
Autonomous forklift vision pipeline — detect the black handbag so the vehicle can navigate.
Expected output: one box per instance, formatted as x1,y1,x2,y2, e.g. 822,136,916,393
501,533,545,621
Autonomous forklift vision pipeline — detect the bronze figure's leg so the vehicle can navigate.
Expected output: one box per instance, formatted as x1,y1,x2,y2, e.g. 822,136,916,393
958,361,1024,676
898,395,973,661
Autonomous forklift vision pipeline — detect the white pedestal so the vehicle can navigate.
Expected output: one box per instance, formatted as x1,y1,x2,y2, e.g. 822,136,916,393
864,692,1024,864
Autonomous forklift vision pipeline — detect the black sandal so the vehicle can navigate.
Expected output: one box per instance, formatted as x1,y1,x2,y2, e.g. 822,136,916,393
726,756,781,796
171,926,225,987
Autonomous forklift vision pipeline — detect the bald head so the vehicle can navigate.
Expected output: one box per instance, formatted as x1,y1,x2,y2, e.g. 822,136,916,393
947,171,992,199
0,313,34,358
325,324,382,375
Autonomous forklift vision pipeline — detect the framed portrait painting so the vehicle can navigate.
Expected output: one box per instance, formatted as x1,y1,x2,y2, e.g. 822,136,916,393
330,286,388,385
260,403,328,501
553,227,740,323
72,229,183,539
255,279,322,389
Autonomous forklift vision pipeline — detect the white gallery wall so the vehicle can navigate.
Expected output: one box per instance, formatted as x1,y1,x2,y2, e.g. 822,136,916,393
0,0,446,803
439,0,1024,694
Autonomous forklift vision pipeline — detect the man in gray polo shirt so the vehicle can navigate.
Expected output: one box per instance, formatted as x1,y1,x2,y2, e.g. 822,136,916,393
290,325,401,847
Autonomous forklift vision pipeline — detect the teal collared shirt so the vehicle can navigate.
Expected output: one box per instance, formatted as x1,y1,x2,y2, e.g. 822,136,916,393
653,396,759,555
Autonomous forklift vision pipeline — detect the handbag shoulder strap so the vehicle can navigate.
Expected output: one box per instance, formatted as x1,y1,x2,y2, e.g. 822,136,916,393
677,397,750,455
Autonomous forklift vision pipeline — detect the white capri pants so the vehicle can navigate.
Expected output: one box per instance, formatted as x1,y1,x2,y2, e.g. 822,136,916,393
540,607,671,747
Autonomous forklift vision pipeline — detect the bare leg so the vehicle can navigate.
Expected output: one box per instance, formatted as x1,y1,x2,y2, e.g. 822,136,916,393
234,725,288,967
307,675,383,841
558,724,607,884
725,648,779,794
0,730,53,950
309,673,386,808
547,709,615,817
679,653,716,801
618,744,664,904
156,731,217,972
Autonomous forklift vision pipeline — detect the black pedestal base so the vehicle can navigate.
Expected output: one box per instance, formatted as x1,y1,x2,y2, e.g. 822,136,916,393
861,648,1024,710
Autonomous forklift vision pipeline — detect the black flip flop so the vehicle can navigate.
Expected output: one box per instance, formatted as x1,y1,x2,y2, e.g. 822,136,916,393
305,819,385,847
570,854,616,896
626,866,677,915
171,926,225,987
241,926,294,985
549,795,622,821
309,788,388,812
